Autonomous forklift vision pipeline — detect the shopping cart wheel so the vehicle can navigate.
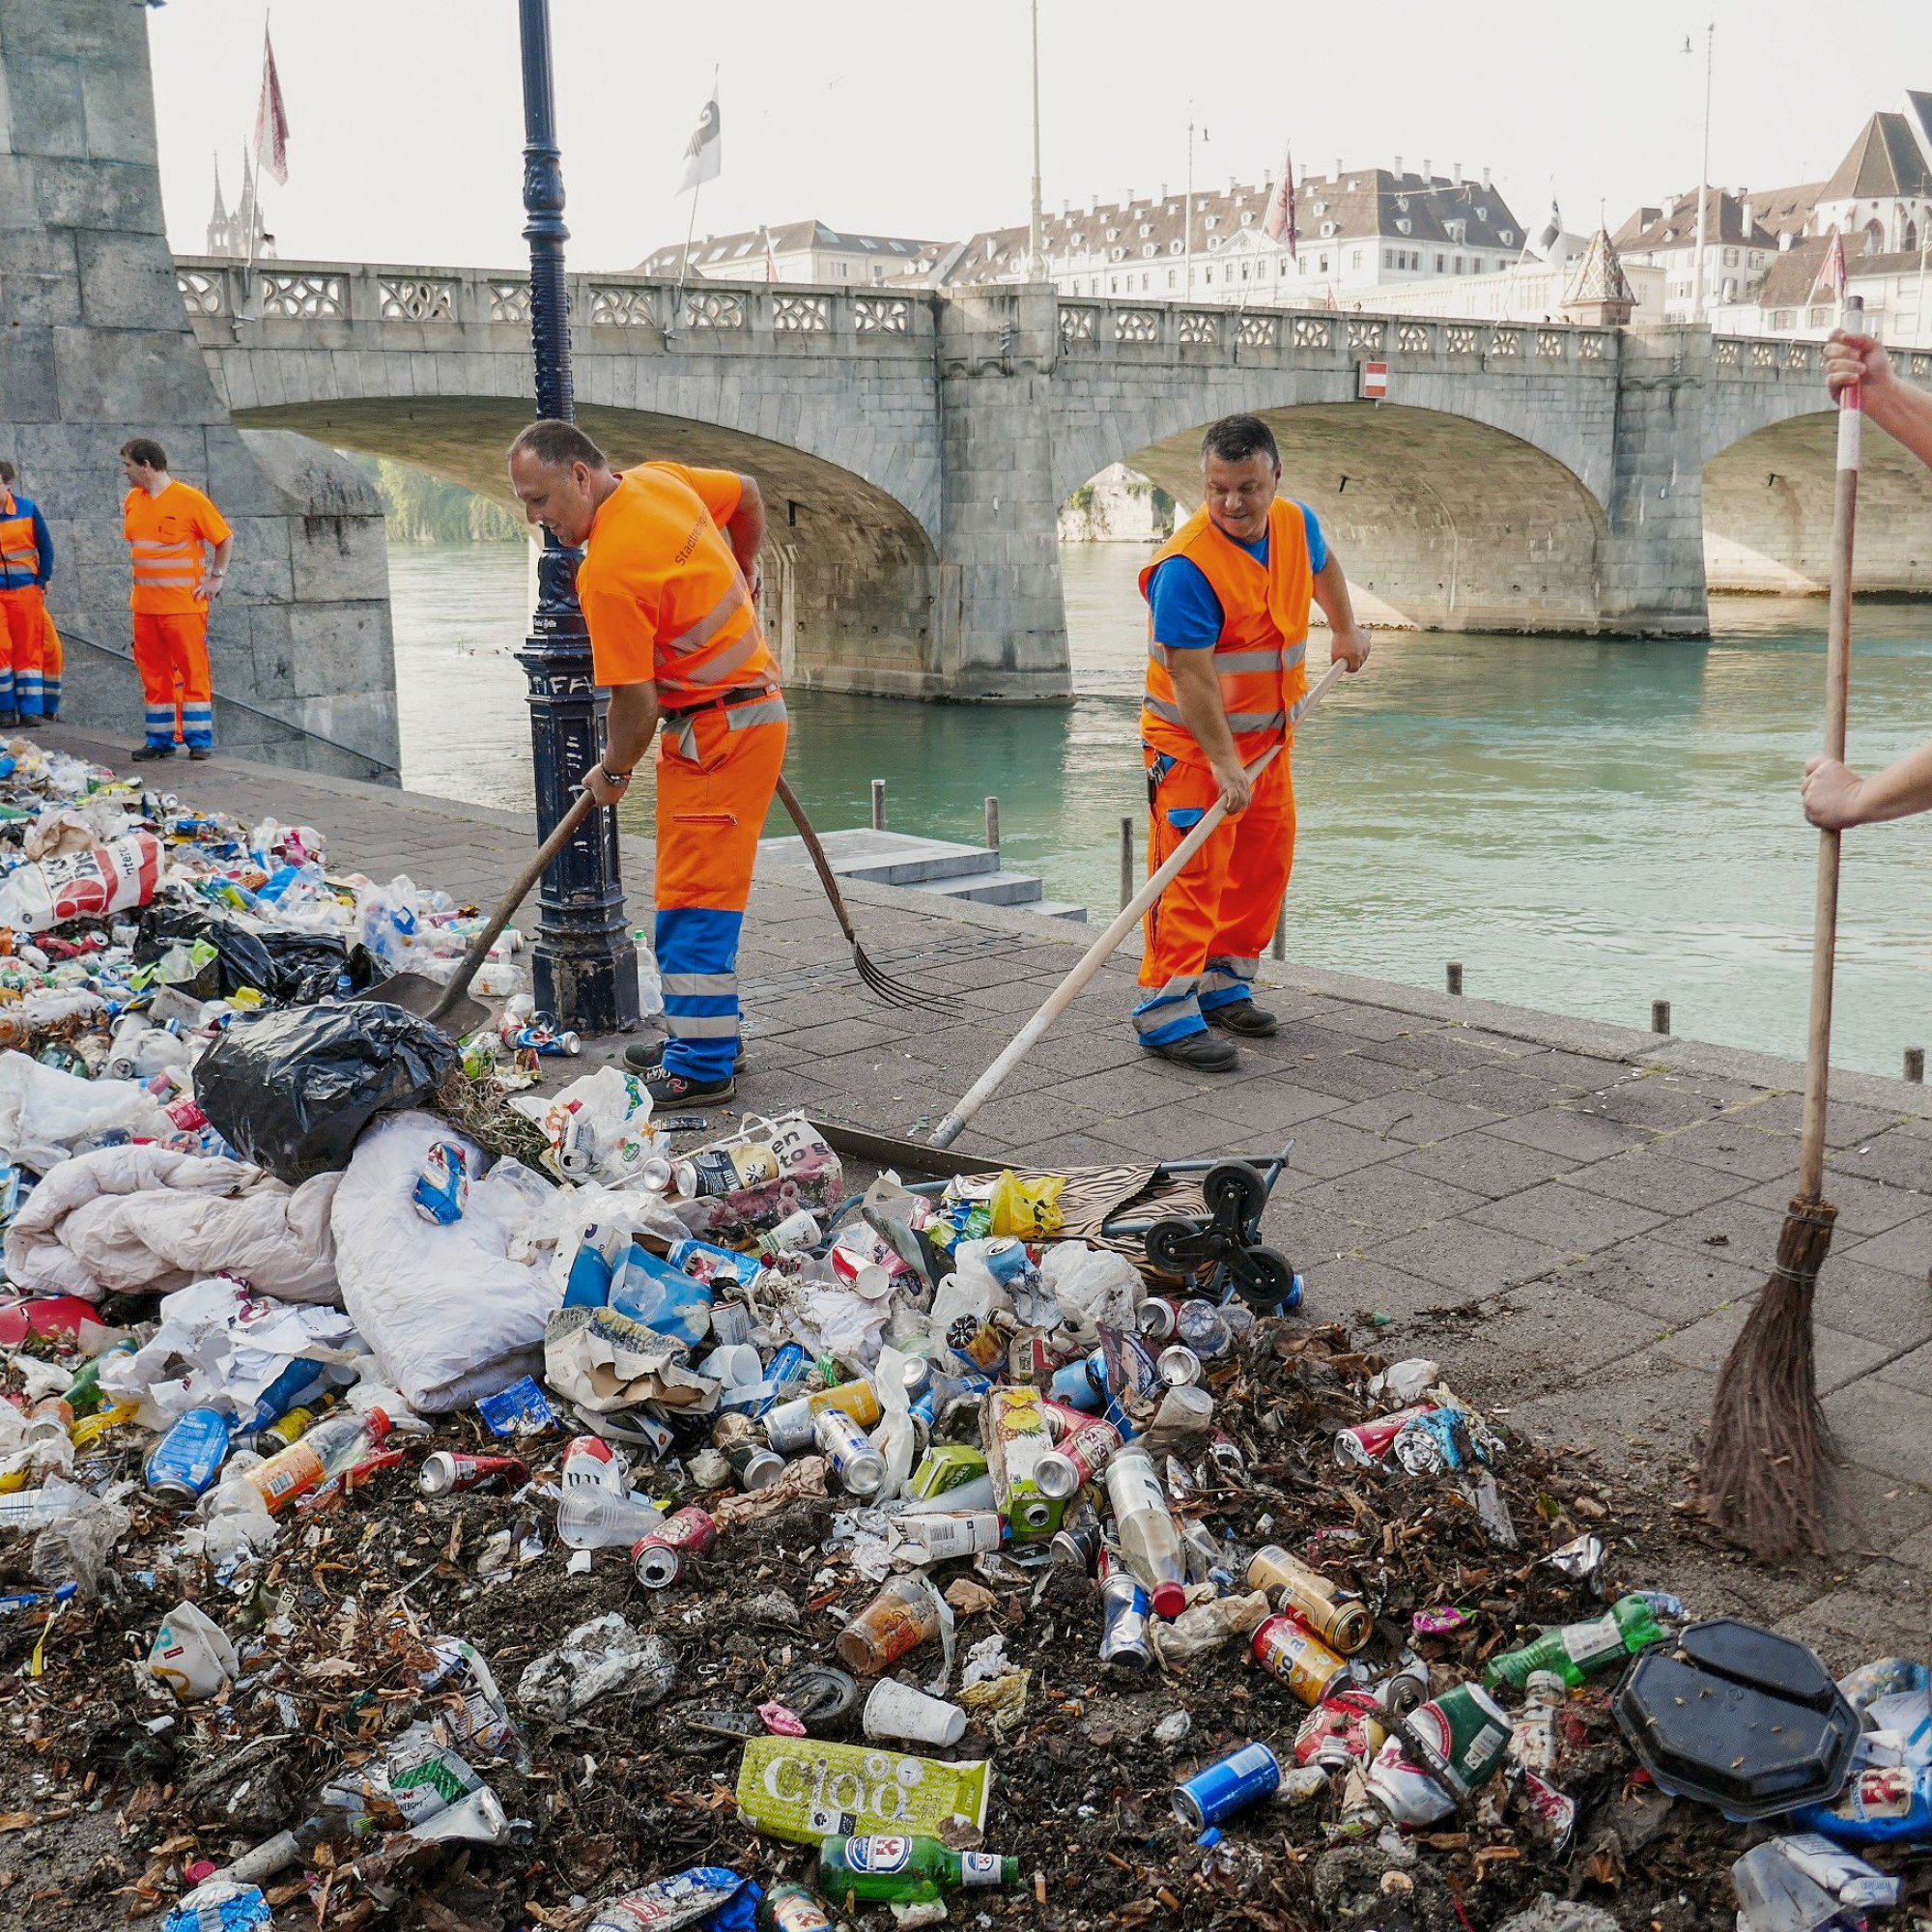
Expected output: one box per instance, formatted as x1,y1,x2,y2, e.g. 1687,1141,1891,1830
1229,1244,1300,1313
1202,1160,1268,1235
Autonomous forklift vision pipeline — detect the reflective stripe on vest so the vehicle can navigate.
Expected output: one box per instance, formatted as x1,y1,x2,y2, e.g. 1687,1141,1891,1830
0,498,40,584
130,535,200,591
1138,498,1314,765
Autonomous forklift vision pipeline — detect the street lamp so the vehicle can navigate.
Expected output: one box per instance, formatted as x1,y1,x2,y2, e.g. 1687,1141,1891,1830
516,0,639,1035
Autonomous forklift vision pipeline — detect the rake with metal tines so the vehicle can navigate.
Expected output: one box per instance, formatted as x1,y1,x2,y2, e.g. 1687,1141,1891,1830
774,775,952,1013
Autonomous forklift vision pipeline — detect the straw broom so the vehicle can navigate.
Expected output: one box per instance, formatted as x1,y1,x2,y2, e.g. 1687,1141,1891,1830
1703,297,1865,1561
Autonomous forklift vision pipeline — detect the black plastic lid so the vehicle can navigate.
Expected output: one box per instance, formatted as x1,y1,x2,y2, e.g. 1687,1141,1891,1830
1611,1620,1860,1822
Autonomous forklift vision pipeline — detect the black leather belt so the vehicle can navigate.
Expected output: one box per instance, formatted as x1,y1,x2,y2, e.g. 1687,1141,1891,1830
662,685,777,721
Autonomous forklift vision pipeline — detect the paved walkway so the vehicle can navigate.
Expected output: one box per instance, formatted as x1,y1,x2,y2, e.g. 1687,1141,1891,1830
48,724,1932,1662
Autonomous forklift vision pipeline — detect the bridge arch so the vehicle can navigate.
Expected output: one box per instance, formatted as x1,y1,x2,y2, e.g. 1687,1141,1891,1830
1082,403,1612,634
1702,410,1932,595
227,395,946,697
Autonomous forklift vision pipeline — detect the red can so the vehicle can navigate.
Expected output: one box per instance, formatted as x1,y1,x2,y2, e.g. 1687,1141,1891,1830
632,1505,719,1588
1333,1404,1438,1467
419,1450,529,1497
1037,1416,1124,1501
1292,1688,1386,1771
164,1096,210,1132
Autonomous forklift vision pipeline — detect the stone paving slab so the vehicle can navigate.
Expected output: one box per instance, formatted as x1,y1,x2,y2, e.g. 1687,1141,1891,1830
40,722,1932,1662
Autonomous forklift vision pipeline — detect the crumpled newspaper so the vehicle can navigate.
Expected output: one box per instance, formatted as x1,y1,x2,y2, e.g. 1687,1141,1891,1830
542,1304,720,1415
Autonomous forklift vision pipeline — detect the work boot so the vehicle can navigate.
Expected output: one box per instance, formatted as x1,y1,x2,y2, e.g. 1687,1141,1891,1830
189,747,213,761
1143,1031,1239,1072
0,711,17,729
625,1037,753,1077
1206,1001,1278,1037
13,714,37,729
130,743,175,762
641,1065,736,1107
41,707,57,723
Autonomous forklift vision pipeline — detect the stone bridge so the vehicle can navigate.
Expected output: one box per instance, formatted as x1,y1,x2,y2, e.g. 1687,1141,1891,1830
8,3,1931,764
183,255,1932,700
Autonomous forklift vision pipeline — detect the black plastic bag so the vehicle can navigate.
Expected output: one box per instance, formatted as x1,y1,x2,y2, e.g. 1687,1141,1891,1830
194,1003,459,1183
134,895,389,1007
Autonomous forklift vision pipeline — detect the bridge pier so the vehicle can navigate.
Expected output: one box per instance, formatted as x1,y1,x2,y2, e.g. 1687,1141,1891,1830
0,0,401,779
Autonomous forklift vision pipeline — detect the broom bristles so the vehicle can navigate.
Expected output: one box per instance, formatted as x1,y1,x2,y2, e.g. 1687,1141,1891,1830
1702,1195,1837,1562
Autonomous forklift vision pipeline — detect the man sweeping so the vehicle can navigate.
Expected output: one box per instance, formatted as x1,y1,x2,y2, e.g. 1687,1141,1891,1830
1133,414,1373,1069
1803,328,1932,832
507,420,781,1106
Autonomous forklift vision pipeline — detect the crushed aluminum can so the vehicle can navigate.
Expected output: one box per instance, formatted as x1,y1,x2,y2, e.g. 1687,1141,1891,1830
411,1140,469,1226
632,1506,719,1589
1390,1404,1503,1475
1333,1404,1437,1467
1097,1549,1152,1671
1292,1688,1386,1773
1156,1344,1205,1388
1516,1769,1577,1853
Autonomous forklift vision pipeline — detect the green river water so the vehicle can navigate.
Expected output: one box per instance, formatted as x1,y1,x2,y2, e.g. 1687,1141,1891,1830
389,541,1932,1079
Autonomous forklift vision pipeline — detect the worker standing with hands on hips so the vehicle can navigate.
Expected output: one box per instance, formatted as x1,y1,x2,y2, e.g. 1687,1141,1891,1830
1803,329,1932,830
0,459,54,727
1134,413,1373,1069
120,439,231,761
507,420,783,1106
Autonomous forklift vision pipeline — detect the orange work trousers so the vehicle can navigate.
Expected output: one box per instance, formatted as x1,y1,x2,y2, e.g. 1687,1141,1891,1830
654,690,789,1081
1134,746,1295,1045
131,611,213,750
0,585,45,719
39,607,61,715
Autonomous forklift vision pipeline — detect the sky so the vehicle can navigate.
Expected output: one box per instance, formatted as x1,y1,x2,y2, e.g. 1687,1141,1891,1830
151,1,1932,271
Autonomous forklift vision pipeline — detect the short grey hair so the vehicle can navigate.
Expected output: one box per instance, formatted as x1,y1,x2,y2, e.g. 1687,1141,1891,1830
508,418,608,470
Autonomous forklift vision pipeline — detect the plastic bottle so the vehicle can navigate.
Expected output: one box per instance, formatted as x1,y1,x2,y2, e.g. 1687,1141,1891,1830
1509,1669,1566,1778
242,1409,391,1515
61,1338,137,1418
0,1484,85,1533
555,1488,666,1551
1102,1443,1187,1617
633,929,665,1018
1484,1594,1672,1690
817,1835,1019,1903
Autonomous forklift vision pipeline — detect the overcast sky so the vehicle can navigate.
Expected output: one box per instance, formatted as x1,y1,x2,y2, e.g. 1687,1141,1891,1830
152,2,1931,271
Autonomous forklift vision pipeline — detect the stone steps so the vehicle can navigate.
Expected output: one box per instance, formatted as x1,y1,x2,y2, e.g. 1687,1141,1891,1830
757,827,1088,922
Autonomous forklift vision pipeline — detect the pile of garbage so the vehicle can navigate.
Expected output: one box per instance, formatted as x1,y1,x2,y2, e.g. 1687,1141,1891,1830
0,751,1927,1932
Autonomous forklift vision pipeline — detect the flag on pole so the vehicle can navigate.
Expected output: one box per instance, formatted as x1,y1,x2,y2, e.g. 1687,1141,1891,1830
252,21,290,186
1532,199,1563,260
1263,144,1296,258
678,91,722,194
763,228,779,282
1814,228,1848,305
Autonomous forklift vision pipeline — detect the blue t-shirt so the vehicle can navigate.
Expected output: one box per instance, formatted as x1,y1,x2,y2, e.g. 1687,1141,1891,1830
1147,502,1327,650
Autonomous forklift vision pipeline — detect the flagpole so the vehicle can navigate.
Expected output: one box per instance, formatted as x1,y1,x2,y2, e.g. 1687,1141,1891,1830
1027,0,1044,283
1184,104,1194,301
669,65,718,337
1690,19,1714,324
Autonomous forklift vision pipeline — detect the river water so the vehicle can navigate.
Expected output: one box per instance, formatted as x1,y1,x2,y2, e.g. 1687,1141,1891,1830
388,541,1932,1079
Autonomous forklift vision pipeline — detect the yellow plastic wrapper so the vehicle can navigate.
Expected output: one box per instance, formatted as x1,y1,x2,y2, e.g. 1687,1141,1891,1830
988,1171,1065,1239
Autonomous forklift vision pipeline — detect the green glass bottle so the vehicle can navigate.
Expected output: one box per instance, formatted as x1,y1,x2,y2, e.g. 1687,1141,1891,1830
817,1834,1019,1904
1484,1593,1670,1690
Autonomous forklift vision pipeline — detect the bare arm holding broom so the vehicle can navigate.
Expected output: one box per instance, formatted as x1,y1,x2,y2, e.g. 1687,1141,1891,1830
1801,331,1932,832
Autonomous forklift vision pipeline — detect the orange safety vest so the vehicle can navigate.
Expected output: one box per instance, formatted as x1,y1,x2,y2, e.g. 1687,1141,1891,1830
0,493,42,587
580,466,778,707
1139,497,1314,765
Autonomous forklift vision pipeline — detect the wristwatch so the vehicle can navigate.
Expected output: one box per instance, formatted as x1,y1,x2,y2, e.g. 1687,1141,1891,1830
594,762,632,787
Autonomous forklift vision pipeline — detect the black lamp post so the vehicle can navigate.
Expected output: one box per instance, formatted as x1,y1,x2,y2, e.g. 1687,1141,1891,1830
515,0,639,1034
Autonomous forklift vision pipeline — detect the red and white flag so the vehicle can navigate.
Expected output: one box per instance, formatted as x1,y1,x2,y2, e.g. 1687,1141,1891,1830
253,22,290,186
1263,144,1297,259
1814,229,1848,306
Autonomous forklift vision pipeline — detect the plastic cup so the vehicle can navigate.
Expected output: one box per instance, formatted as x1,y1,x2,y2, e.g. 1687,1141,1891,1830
836,1572,945,1675
701,1344,764,1388
863,1676,968,1747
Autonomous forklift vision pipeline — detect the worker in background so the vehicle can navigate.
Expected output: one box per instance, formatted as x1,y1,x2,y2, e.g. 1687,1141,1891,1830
120,438,232,762
1134,412,1373,1069
39,607,62,723
0,459,53,727
1804,330,1932,830
507,420,781,1105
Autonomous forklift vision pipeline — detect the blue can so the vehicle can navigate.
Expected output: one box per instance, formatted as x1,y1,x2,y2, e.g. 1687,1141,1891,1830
982,1236,1036,1287
1172,1743,1281,1830
412,1141,469,1226
145,1406,234,1506
1049,1358,1103,1412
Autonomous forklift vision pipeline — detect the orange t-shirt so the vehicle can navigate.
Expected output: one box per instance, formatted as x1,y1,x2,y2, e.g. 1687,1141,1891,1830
577,463,774,694
124,480,232,616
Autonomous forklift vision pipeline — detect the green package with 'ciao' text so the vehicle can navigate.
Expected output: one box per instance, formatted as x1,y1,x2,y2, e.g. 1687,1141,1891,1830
735,1737,991,1846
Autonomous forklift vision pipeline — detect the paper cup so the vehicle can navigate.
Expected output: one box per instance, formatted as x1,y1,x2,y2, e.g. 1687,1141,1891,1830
700,1344,764,1388
864,1676,968,1747
148,1601,238,1703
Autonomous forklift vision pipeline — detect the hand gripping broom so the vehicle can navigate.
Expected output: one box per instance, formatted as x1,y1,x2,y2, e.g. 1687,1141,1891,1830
1702,298,1867,1562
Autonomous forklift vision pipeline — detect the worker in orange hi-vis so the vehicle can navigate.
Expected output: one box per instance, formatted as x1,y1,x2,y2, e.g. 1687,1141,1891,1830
1134,413,1374,1071
0,458,54,727
119,438,232,762
507,418,782,1107
38,605,62,723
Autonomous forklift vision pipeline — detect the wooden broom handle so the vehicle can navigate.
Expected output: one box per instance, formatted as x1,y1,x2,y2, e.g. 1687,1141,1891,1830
1800,295,1862,1200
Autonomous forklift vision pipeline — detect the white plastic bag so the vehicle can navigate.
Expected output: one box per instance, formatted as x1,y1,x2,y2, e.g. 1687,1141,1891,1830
0,1052,171,1173
1039,1241,1141,1343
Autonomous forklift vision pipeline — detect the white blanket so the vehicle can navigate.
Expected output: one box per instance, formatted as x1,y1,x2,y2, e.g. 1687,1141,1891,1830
329,1112,559,1413
4,1143,340,1304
